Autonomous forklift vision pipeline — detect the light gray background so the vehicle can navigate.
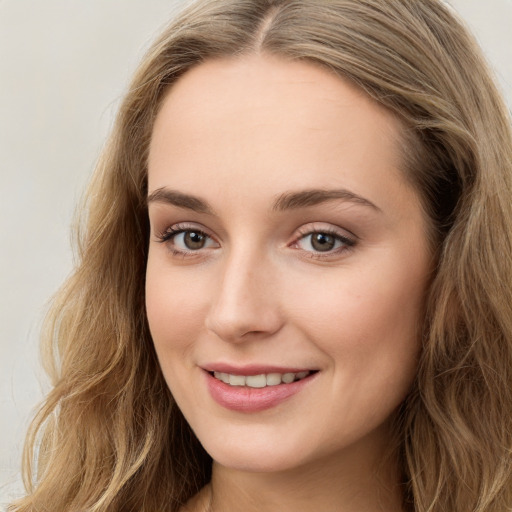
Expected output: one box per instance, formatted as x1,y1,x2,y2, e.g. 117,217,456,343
1,0,511,506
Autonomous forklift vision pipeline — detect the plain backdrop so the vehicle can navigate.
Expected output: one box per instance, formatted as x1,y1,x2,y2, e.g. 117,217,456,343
1,0,511,507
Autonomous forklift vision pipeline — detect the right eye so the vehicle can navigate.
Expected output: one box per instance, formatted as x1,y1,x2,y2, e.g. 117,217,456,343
157,225,219,254
174,230,212,250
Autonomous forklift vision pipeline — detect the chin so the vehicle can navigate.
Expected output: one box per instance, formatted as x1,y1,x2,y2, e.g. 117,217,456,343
196,427,311,474
210,448,305,474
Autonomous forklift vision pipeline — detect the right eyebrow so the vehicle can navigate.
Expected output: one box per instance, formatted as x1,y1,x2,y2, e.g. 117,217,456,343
147,187,214,214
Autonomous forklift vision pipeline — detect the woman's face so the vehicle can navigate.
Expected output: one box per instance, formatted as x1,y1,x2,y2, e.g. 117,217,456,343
146,55,432,473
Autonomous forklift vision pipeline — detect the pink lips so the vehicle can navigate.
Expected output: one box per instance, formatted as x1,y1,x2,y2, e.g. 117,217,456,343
203,365,317,413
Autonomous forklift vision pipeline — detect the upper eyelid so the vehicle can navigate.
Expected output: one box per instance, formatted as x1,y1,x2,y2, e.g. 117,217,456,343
293,223,357,241
156,225,219,254
154,221,357,246
156,222,216,238
292,231,355,249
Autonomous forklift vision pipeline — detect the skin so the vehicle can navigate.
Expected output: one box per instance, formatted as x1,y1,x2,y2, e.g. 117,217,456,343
146,55,433,512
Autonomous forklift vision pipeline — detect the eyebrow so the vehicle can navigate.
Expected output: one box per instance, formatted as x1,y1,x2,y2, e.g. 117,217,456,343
272,188,380,212
147,187,380,214
147,188,214,214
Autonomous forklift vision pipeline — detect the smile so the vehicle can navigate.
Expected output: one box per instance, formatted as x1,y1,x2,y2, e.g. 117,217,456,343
204,368,318,412
212,371,312,388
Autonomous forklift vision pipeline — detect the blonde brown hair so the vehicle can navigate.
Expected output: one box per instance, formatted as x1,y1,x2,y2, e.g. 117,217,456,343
10,1,512,511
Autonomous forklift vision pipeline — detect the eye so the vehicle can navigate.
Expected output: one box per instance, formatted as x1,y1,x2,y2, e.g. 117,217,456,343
303,232,339,252
294,228,355,255
173,230,214,250
156,225,218,253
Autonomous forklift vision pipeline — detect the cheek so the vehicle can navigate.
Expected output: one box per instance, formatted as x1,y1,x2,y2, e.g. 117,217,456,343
145,256,208,358
292,263,424,338
286,256,426,386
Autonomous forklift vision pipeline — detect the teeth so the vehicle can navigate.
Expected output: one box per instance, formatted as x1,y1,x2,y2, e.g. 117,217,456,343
229,374,246,386
266,373,282,386
281,373,295,384
245,374,267,388
214,372,230,384
213,371,312,388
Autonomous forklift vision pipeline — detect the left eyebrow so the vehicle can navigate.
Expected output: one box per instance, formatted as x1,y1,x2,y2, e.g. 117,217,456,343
272,188,381,212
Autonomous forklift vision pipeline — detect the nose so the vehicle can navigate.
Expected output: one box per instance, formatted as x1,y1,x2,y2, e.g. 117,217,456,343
205,250,284,343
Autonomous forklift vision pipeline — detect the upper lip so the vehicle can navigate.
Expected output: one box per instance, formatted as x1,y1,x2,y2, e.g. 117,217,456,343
202,363,318,376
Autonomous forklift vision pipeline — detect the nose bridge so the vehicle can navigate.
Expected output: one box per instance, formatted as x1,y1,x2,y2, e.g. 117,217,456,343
205,243,282,342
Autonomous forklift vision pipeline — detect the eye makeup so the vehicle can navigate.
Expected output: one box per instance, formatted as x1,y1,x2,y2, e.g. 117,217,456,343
154,220,357,262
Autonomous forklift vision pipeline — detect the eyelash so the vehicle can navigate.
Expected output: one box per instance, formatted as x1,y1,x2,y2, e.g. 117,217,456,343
155,223,356,259
156,224,216,257
293,226,356,259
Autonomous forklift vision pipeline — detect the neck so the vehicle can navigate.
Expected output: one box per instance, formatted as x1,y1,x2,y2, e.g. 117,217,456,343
206,430,405,512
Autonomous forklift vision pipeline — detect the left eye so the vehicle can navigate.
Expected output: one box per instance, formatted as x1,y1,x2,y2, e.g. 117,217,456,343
296,232,351,253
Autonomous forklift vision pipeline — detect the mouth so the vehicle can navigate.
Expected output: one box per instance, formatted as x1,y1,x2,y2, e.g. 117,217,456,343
204,368,318,412
209,370,316,388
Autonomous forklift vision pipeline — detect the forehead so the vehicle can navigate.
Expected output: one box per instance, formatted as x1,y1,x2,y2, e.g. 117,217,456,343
148,55,417,221
150,55,402,153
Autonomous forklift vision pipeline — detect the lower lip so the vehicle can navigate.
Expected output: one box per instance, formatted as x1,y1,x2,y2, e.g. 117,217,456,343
205,371,316,413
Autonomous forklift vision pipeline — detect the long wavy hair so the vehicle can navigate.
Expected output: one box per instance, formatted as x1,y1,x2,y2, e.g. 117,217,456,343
10,1,512,511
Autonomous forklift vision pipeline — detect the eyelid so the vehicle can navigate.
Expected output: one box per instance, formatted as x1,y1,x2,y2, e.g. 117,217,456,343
153,221,356,260
290,223,357,257
155,222,220,256
155,222,214,240
293,222,356,241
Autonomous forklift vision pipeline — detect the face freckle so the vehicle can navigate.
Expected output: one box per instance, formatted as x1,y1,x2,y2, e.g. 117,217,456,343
145,54,432,475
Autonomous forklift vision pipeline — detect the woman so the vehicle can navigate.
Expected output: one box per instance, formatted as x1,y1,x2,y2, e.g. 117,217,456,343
10,0,512,511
